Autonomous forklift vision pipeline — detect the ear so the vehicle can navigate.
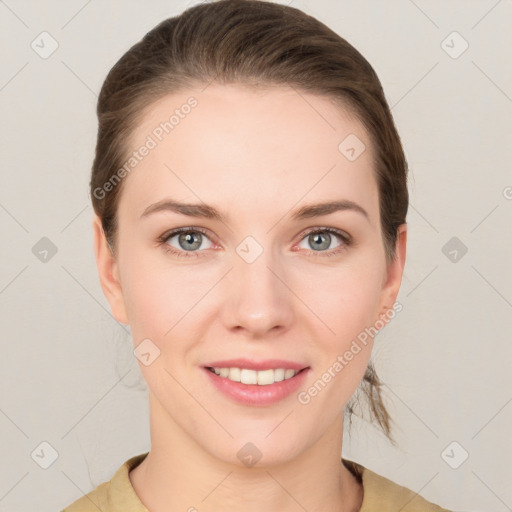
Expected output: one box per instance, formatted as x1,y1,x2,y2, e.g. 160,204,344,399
92,214,129,325
376,223,407,322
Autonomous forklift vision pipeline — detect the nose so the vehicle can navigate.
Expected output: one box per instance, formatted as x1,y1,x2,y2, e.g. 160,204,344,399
219,245,295,338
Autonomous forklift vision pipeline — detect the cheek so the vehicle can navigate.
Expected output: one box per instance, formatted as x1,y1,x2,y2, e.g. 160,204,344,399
117,250,172,338
307,260,385,343
297,268,381,416
119,252,212,343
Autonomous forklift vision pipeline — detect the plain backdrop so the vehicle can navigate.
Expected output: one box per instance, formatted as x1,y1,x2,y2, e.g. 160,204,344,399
1,1,511,511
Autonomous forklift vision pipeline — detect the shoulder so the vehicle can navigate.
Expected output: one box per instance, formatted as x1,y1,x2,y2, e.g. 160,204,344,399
60,452,149,512
343,458,452,512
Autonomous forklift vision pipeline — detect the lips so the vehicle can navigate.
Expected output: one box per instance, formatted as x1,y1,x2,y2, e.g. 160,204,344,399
204,358,307,371
202,358,310,406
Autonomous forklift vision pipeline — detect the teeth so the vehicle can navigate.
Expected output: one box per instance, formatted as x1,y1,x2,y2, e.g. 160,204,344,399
210,367,300,385
284,369,296,379
274,368,285,382
241,369,258,385
257,369,274,385
229,367,241,382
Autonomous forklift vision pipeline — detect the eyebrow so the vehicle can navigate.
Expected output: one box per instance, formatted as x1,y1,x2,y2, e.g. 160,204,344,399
140,198,369,223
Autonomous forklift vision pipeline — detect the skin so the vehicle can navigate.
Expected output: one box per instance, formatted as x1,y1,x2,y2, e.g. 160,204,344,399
93,84,406,512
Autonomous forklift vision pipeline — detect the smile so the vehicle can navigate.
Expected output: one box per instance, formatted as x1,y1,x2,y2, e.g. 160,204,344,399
203,363,310,406
207,367,302,385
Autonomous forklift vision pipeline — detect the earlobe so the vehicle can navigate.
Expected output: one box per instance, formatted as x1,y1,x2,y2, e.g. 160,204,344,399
92,215,129,325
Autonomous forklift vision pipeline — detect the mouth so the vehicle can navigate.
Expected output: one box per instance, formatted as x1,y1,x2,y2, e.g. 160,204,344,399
205,366,308,386
202,359,310,406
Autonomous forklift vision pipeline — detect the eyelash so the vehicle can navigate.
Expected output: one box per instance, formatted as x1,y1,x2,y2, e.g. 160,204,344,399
157,226,352,259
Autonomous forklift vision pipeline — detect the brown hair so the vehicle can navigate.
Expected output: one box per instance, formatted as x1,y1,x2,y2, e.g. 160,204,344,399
91,0,408,444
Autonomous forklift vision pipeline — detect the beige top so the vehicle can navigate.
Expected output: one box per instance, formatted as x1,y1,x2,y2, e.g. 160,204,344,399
61,452,451,511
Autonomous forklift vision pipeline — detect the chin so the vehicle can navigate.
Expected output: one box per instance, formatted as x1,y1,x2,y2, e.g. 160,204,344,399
197,428,309,469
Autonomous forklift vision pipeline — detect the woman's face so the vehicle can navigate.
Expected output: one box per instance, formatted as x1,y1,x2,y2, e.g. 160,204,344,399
94,84,406,466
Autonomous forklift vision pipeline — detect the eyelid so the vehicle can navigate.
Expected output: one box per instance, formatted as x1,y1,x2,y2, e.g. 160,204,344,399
296,226,351,243
159,226,213,242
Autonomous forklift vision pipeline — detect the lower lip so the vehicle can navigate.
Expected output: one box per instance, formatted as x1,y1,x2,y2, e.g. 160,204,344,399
203,367,310,406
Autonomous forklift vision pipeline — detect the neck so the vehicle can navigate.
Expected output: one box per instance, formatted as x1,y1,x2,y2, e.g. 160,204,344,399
129,393,363,512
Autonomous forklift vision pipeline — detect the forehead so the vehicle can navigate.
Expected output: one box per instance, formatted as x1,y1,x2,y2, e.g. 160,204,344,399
118,84,378,224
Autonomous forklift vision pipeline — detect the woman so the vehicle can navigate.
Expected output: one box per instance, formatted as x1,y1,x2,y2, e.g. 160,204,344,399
63,0,451,510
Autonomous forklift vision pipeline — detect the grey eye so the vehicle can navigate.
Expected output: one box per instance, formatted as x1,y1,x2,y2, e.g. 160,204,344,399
179,232,202,250
166,231,213,252
309,232,331,251
297,230,346,253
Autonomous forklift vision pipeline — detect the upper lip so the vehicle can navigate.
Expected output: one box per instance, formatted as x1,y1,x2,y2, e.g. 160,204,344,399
204,358,309,371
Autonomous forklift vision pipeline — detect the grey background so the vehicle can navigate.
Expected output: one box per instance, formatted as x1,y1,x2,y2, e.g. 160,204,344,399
1,1,511,511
